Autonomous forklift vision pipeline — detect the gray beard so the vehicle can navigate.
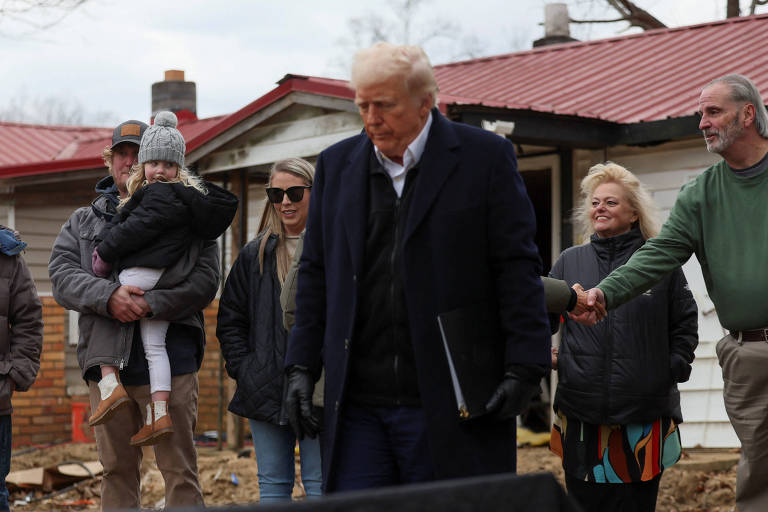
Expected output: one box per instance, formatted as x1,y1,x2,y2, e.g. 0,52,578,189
704,116,743,154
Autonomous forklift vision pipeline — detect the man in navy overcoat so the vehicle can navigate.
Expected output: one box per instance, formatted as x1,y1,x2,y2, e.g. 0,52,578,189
284,42,551,492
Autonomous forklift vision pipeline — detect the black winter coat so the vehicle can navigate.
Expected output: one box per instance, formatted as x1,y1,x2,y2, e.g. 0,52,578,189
217,234,287,423
550,228,698,425
0,229,43,416
97,181,237,271
286,110,551,490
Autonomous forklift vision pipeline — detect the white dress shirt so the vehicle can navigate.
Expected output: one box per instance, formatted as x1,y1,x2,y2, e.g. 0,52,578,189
373,111,433,197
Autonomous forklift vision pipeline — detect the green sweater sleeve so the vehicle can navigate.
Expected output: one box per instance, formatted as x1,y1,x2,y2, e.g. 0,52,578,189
599,179,701,309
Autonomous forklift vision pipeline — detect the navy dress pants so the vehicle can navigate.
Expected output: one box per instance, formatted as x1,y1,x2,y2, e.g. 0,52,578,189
332,404,435,492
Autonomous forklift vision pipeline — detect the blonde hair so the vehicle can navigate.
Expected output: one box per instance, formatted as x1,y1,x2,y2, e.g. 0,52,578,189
102,147,114,170
350,42,438,108
573,162,660,243
257,158,315,285
119,162,207,208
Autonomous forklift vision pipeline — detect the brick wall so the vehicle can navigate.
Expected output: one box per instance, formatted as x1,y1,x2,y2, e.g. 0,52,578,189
198,299,228,434
11,298,231,448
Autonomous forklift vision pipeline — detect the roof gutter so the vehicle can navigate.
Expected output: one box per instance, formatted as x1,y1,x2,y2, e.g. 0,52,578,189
452,106,700,148
0,157,104,180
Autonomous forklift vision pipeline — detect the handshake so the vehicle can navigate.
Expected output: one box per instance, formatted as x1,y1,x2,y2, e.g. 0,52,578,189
552,284,607,369
568,284,607,324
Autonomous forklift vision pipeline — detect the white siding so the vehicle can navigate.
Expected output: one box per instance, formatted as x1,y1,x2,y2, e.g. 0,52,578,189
197,109,361,175
16,204,81,296
0,201,12,228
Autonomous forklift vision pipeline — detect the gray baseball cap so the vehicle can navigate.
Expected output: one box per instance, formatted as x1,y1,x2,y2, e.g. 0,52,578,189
111,120,149,149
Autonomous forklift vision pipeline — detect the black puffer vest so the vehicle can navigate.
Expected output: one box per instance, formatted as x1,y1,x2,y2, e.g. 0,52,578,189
550,228,698,425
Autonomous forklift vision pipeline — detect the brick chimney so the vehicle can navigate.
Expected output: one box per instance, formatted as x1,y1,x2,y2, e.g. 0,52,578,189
151,70,197,123
533,3,578,47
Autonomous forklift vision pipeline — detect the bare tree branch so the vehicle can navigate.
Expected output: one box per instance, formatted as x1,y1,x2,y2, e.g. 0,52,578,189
0,90,117,126
569,16,629,24
570,0,666,31
751,0,768,15
332,0,486,73
413,19,458,48
0,0,87,34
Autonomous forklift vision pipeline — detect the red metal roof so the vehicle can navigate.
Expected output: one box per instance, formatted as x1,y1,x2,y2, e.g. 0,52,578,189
3,13,768,179
0,122,112,167
0,115,227,179
433,13,768,123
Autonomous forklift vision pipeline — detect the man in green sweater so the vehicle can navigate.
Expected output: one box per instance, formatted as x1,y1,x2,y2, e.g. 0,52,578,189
579,74,768,512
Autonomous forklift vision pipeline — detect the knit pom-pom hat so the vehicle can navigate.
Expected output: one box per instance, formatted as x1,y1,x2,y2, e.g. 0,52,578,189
138,111,186,168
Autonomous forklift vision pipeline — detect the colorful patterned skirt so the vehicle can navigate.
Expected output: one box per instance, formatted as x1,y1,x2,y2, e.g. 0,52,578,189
549,411,682,483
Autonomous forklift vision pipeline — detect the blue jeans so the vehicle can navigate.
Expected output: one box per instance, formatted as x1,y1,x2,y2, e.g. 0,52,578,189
248,419,322,502
0,415,11,512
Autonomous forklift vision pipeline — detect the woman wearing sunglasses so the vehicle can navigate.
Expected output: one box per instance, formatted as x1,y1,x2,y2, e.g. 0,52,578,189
217,158,321,502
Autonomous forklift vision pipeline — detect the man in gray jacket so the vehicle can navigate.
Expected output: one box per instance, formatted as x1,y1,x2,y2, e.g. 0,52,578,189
48,120,220,509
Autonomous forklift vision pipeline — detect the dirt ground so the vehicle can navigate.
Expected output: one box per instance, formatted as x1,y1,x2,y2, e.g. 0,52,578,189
7,442,737,510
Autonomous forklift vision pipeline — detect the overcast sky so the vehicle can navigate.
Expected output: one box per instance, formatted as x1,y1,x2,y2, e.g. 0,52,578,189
0,0,760,126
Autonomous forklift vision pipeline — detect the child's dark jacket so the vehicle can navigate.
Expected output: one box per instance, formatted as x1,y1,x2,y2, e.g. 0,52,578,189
97,181,237,270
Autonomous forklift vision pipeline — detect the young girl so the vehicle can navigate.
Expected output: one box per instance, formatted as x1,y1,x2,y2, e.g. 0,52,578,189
89,111,238,447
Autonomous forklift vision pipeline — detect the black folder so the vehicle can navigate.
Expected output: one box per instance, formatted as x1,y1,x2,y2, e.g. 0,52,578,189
437,302,504,420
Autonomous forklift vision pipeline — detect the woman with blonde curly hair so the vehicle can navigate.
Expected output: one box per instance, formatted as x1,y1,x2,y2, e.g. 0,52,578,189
548,162,698,512
572,162,662,243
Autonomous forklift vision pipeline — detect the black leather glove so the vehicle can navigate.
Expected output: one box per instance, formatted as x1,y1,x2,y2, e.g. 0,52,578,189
670,353,692,383
485,364,546,420
284,365,320,440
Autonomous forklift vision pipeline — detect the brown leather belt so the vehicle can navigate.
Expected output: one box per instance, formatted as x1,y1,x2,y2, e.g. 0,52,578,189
731,329,768,342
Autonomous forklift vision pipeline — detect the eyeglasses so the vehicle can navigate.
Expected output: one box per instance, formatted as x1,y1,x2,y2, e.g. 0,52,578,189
265,186,311,203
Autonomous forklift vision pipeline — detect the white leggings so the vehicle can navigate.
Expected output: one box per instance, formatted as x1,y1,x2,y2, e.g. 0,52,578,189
119,267,170,394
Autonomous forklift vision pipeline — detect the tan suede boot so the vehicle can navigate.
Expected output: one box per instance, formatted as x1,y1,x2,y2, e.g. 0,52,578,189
130,403,155,447
88,383,130,426
130,402,174,446
152,411,174,443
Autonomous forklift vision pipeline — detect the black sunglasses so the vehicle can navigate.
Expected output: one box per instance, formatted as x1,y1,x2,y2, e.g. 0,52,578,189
265,185,311,203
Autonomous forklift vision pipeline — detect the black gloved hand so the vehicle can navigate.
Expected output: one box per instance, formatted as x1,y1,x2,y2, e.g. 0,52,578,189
284,365,320,440
485,373,542,420
670,353,692,383
485,364,547,420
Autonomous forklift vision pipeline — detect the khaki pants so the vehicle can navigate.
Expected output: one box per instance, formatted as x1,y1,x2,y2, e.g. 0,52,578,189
717,334,768,512
88,373,204,510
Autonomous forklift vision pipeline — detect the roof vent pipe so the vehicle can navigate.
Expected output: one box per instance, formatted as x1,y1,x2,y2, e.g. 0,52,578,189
533,3,578,47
